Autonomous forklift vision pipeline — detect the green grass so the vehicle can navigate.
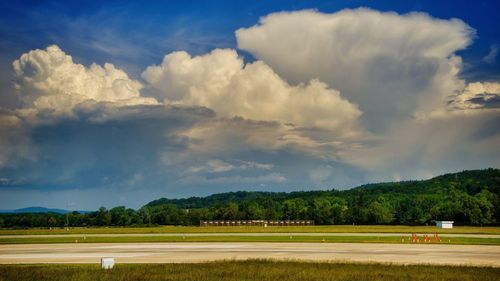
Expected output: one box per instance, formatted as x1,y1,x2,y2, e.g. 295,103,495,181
1,225,499,235
0,260,498,281
1,235,498,245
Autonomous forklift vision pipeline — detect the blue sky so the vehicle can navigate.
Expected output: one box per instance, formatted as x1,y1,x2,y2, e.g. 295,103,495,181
0,0,499,209
1,1,499,79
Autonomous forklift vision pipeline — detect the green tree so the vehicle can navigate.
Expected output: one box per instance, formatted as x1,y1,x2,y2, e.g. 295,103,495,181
96,207,111,226
47,216,57,227
222,203,239,220
283,199,307,220
110,206,129,226
367,197,395,224
139,207,152,225
312,198,332,224
261,199,283,220
240,201,264,220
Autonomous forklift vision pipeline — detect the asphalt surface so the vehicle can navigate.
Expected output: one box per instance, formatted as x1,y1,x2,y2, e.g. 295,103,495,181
1,233,499,238
1,242,499,266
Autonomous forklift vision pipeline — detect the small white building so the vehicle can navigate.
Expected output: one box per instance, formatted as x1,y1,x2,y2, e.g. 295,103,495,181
101,257,115,269
436,221,454,229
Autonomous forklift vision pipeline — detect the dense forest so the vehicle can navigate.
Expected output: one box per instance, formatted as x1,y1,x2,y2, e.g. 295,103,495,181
1,169,498,228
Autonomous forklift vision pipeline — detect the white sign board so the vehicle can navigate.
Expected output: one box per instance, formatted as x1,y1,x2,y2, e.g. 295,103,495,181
101,257,115,269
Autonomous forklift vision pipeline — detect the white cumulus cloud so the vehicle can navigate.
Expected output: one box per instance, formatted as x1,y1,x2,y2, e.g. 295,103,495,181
236,8,474,129
142,48,362,135
13,45,158,120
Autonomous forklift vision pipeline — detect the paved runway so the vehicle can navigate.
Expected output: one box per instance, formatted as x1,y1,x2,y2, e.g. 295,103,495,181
1,243,499,266
1,233,498,238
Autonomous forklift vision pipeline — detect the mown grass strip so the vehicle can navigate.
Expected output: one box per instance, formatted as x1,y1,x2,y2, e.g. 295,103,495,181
0,260,499,281
1,225,500,236
0,235,498,245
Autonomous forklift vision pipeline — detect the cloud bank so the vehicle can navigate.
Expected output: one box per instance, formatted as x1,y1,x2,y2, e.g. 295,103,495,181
237,8,499,180
236,8,474,129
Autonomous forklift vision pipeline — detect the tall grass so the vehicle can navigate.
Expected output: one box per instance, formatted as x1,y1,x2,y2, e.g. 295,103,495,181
0,260,498,281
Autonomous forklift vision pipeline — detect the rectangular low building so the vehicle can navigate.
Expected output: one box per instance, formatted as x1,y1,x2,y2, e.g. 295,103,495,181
436,221,454,229
200,220,314,226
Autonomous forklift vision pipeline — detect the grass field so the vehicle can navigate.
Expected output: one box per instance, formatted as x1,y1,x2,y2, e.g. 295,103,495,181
1,225,499,235
1,235,498,245
0,260,498,281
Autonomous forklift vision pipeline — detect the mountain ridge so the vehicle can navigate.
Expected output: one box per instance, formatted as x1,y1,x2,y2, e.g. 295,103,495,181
0,207,90,214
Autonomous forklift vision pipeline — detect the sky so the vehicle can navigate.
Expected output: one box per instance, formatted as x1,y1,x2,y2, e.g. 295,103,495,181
0,0,499,210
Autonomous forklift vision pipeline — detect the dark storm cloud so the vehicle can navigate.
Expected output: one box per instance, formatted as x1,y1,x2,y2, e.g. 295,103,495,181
0,104,215,190
467,94,500,109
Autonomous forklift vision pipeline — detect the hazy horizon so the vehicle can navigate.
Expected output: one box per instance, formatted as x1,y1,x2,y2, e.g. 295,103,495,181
3,168,490,210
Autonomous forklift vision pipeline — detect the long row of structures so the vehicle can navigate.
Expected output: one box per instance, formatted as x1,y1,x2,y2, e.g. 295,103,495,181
200,220,315,227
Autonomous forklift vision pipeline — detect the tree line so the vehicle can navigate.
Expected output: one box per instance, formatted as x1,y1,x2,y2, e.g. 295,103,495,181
1,169,498,228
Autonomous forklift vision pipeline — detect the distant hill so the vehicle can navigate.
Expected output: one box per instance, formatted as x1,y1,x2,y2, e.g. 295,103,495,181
146,191,291,209
1,169,498,227
0,207,89,214
142,168,499,226
146,168,500,209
